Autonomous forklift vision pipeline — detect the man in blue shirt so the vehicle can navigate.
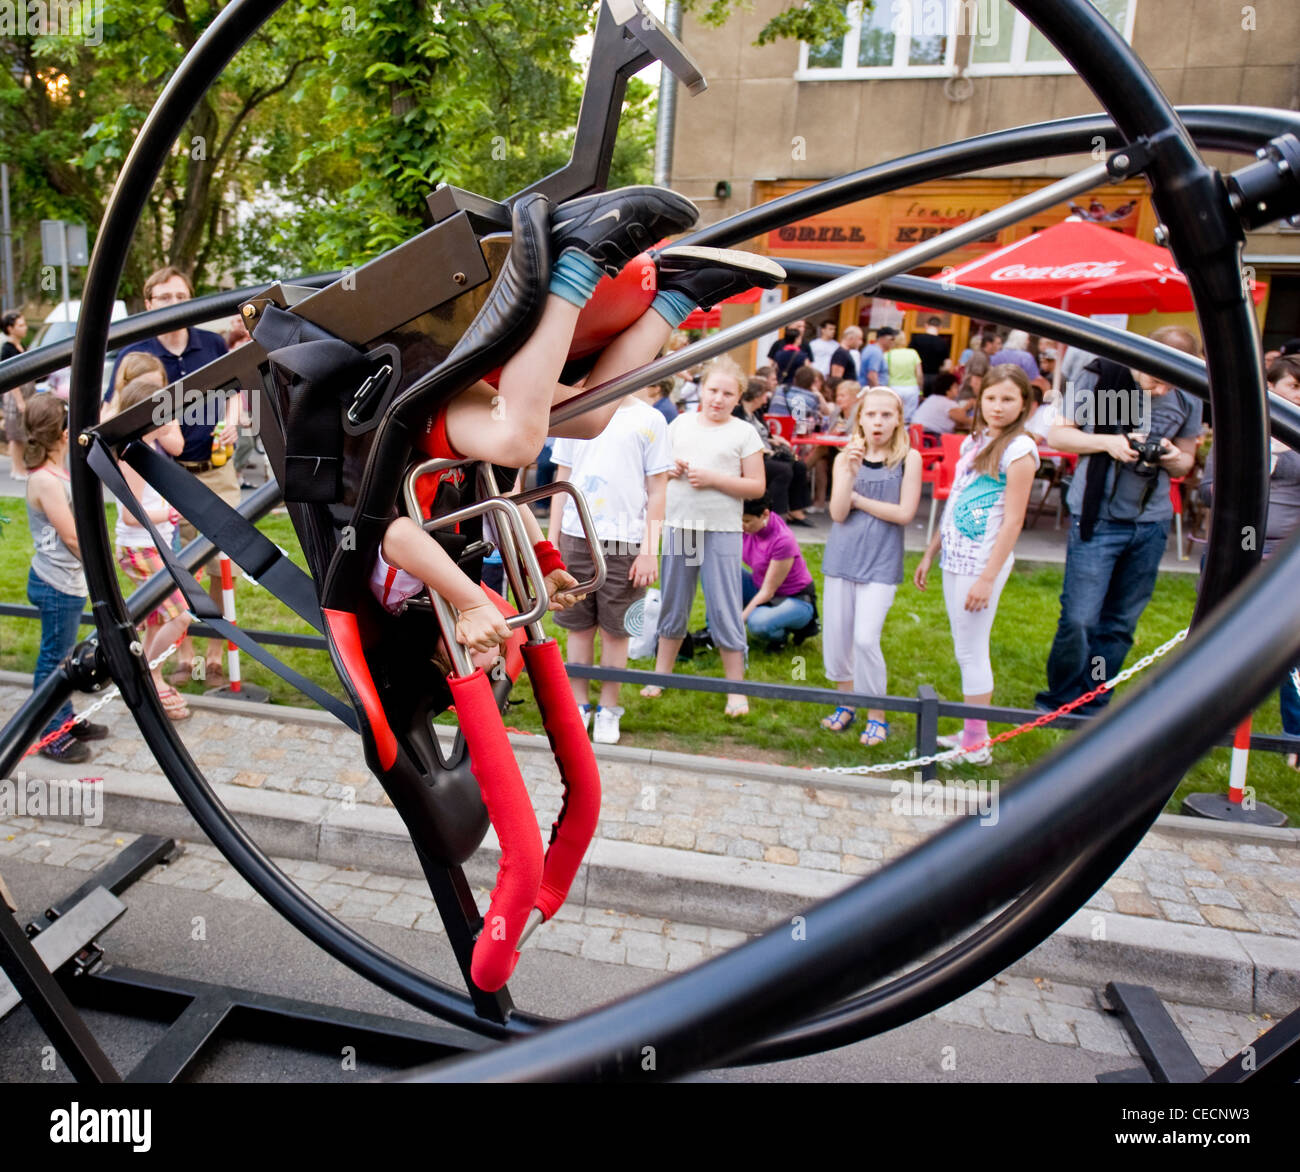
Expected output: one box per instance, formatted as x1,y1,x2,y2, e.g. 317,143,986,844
859,326,893,387
110,266,240,686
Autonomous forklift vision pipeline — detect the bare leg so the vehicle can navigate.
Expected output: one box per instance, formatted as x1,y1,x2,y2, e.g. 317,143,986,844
549,311,674,440
719,648,747,714
566,626,596,709
643,636,681,697
445,294,582,465
598,631,630,708
146,616,188,693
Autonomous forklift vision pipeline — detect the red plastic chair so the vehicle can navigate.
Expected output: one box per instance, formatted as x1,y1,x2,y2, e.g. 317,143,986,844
925,432,967,543
908,423,944,465
767,414,797,444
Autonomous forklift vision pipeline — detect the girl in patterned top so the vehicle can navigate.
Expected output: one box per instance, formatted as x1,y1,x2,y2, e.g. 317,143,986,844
914,364,1038,765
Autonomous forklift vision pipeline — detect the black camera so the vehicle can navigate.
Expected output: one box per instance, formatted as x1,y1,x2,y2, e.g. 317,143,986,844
1126,432,1166,477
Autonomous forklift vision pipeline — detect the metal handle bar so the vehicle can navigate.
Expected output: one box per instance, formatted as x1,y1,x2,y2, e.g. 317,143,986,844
505,481,608,599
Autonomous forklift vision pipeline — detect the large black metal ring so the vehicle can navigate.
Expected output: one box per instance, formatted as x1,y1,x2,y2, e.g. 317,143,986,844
64,0,1285,1074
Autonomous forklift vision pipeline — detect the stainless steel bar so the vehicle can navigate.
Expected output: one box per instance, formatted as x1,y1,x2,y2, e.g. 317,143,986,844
549,161,1112,427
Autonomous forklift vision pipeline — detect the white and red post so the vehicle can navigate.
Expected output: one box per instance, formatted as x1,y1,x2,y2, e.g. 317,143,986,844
1228,714,1251,805
219,554,241,695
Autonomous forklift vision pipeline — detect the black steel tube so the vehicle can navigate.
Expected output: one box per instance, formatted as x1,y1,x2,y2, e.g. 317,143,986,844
402,0,1273,1078
681,106,1300,252
62,0,544,1038
775,264,1300,451
404,524,1300,1081
722,3,1281,1071
0,271,340,393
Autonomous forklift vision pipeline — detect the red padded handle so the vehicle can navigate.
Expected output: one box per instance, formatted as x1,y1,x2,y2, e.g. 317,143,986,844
522,639,602,920
447,669,543,991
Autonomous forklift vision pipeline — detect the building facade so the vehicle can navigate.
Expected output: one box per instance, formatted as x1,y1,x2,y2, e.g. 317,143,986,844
666,0,1300,363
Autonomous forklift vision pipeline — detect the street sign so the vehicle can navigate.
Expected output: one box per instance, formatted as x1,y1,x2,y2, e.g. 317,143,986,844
39,220,88,266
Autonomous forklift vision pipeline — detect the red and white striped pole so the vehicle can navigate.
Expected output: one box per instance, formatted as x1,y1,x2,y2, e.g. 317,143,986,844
1228,714,1251,805
219,553,241,695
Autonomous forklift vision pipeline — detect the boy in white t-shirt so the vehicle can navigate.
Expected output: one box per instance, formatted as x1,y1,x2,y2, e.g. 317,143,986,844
549,386,672,744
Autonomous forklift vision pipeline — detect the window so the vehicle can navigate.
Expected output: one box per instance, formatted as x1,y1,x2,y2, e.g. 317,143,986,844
797,1,1137,80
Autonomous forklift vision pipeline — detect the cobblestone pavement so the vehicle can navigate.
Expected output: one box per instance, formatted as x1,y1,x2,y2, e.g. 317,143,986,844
6,682,1297,941
0,814,1280,1071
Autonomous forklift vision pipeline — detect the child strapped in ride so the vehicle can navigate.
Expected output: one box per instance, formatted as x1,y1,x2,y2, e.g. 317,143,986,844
364,186,784,988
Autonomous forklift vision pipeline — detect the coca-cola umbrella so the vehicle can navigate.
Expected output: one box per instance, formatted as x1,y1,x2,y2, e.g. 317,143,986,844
918,217,1266,313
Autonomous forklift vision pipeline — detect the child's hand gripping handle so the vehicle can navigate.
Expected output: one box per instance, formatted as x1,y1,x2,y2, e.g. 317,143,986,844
521,639,602,921
446,669,544,992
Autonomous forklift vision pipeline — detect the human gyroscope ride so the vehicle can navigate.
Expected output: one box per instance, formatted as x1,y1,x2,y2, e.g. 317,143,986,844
2,0,1300,1082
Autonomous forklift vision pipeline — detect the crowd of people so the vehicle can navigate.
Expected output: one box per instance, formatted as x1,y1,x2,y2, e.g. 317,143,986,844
535,312,1300,768
8,265,261,762
7,245,1300,770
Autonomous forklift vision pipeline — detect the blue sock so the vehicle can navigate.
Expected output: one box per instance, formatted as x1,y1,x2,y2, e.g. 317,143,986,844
549,251,604,308
651,289,696,328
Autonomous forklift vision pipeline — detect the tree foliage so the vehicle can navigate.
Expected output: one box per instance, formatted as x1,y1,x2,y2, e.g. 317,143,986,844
0,1,834,309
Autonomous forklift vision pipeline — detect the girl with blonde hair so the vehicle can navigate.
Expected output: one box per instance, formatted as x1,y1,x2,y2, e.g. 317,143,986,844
820,386,922,745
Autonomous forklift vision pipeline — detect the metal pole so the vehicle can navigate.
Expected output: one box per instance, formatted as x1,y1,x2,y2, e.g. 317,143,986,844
652,1,682,188
549,160,1111,426
60,222,70,322
1,163,13,308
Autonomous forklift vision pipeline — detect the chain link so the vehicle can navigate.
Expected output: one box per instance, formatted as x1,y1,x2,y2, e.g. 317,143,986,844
816,627,1189,776
23,640,182,756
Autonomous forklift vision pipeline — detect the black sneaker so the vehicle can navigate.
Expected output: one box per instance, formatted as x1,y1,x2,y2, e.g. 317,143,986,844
69,720,109,742
792,618,820,646
551,186,700,277
39,733,91,764
652,245,787,310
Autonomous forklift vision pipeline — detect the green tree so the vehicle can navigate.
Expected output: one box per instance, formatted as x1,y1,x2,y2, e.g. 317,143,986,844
0,1,844,306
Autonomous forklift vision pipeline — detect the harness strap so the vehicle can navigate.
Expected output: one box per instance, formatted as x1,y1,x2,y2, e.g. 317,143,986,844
89,438,358,730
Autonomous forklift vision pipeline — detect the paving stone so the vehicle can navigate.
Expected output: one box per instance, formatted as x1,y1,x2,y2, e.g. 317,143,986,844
799,850,841,871
1073,1016,1134,1057
708,927,748,949
995,976,1045,1000
362,873,407,893
1191,887,1242,909
982,1008,1032,1037
933,1001,986,1029
1029,1013,1077,1046
1158,901,1206,925
621,931,668,971
581,930,627,966
1234,844,1280,863
667,923,709,944
666,940,706,972
1112,891,1159,918
726,838,763,861
1201,906,1257,932
764,845,799,866
412,912,445,934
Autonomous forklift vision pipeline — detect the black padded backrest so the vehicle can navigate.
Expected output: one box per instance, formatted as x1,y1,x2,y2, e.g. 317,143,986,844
320,191,553,614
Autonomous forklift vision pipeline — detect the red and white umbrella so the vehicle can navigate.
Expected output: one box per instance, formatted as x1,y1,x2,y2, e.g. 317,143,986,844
927,218,1266,313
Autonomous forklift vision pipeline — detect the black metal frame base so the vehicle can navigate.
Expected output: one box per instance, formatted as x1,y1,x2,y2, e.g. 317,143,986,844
1,838,484,1082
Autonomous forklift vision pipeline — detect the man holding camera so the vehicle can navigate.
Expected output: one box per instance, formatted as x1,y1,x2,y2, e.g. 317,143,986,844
1035,325,1202,713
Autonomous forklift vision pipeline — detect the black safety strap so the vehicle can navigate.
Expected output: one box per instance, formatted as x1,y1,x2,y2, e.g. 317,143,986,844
121,441,325,634
88,438,359,730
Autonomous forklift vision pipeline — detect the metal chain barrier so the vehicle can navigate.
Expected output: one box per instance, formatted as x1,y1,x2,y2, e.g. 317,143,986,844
816,627,1190,776
22,640,182,758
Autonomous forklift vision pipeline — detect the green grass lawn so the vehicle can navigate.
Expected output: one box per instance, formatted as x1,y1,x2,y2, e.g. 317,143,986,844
1,494,1296,821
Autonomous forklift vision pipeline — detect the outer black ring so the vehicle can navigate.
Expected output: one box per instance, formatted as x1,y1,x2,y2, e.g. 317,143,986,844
66,0,1276,1065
